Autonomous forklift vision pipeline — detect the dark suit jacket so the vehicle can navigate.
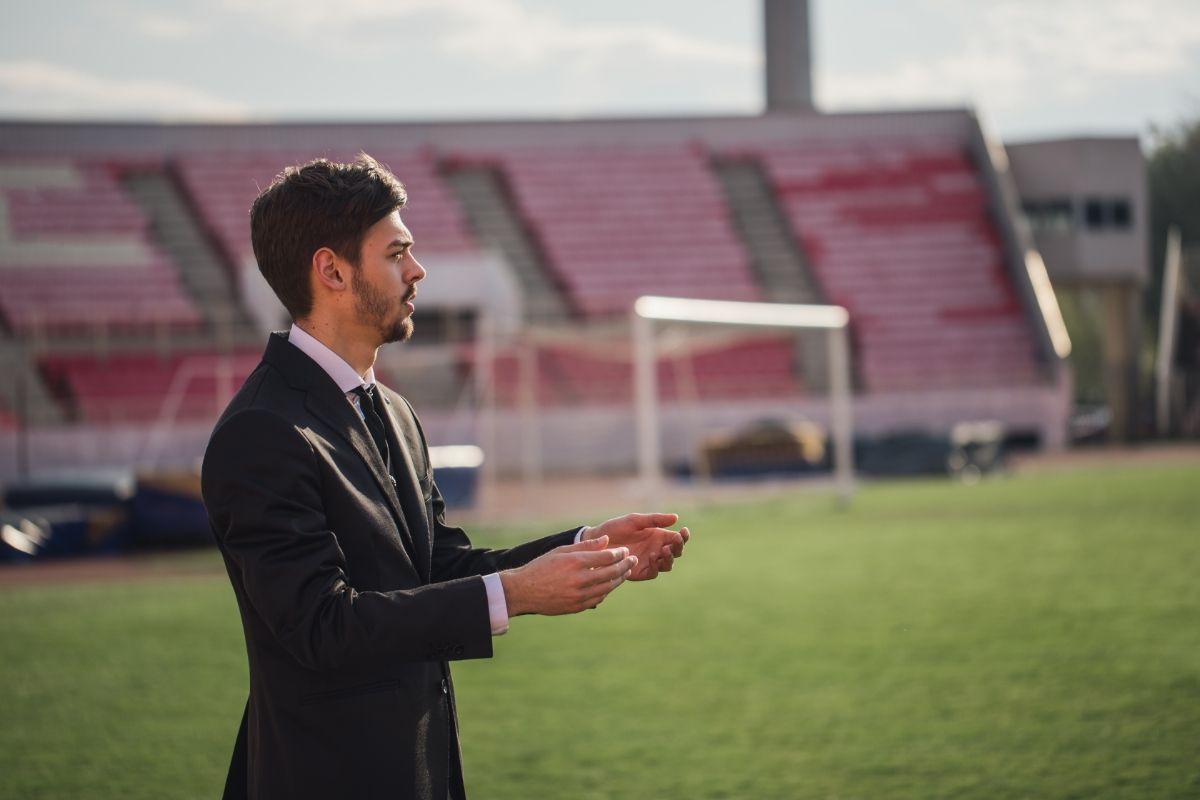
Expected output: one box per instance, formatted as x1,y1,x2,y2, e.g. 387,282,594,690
202,333,577,800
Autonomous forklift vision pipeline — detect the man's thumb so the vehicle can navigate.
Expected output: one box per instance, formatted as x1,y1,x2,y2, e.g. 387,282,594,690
566,533,608,551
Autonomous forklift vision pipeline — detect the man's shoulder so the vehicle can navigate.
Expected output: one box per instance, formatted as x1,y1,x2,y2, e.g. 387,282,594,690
208,363,307,445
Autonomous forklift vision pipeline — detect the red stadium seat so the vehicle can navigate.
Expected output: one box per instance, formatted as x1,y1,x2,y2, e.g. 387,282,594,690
477,144,763,318
173,149,478,272
749,140,1038,391
39,350,263,425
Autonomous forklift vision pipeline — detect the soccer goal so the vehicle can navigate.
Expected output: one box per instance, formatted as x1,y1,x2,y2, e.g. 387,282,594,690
631,295,855,504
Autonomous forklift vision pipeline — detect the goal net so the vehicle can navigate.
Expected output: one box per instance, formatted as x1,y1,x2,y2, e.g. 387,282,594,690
631,295,855,504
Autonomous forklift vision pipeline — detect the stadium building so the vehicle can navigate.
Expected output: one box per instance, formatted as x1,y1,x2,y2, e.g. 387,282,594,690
0,0,1146,490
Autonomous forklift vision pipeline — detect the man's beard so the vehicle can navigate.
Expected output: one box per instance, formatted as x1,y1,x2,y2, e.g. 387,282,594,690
353,274,413,344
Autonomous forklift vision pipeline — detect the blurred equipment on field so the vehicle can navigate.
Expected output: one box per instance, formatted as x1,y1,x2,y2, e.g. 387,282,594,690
855,421,1005,481
0,467,213,560
699,418,827,479
430,445,484,509
1,469,135,560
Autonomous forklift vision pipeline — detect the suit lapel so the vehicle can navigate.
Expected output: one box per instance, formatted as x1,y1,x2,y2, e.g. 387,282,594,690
378,392,432,582
262,333,419,566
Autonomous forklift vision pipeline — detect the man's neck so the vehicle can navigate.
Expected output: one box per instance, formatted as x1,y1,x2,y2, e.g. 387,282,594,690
292,318,378,380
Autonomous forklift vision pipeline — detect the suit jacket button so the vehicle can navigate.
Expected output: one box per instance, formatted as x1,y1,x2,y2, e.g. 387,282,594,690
440,678,449,695
389,475,397,486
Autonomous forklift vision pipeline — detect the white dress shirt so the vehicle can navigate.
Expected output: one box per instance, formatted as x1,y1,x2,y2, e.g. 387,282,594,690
287,323,513,635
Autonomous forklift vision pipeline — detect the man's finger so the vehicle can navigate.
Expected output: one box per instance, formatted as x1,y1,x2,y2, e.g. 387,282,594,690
581,567,632,605
657,546,675,572
624,512,679,529
672,527,690,556
581,555,637,587
573,546,629,568
556,535,608,554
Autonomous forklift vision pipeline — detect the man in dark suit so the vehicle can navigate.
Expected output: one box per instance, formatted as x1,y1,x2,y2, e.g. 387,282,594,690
201,154,688,800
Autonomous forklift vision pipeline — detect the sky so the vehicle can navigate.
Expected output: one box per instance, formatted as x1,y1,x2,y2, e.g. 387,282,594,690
0,0,1197,144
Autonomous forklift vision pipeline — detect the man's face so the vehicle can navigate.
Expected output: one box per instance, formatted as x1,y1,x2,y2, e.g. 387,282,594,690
351,210,425,345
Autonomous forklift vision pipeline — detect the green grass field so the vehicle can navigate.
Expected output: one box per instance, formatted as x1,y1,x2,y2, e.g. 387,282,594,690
2,462,1198,799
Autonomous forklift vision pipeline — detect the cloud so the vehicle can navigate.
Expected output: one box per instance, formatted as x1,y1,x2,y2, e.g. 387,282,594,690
821,0,1200,112
434,0,756,68
824,48,1027,109
985,0,1200,77
0,60,250,119
222,0,756,69
137,13,199,40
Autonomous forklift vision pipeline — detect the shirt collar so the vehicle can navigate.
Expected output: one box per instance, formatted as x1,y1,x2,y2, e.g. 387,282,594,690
287,323,376,394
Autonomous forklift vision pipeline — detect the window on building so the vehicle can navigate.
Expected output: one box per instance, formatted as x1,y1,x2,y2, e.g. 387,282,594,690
1082,196,1134,231
1111,198,1132,228
1022,198,1074,234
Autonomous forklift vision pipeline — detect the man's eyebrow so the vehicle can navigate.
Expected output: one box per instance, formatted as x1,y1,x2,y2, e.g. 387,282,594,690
387,237,414,249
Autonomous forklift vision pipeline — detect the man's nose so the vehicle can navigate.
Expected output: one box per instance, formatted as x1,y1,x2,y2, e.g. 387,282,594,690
407,255,427,284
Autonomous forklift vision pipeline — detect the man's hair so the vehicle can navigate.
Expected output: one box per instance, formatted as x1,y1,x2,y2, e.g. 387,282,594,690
249,153,407,319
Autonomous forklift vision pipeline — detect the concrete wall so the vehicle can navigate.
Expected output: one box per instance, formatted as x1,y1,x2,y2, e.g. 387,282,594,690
0,382,1070,484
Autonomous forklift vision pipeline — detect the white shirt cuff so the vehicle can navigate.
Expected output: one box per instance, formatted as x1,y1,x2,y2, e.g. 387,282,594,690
482,573,509,636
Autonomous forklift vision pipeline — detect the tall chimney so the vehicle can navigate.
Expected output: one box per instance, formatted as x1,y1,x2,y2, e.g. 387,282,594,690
764,0,814,112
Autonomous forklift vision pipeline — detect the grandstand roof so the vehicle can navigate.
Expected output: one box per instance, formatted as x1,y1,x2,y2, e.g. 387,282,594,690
0,108,982,155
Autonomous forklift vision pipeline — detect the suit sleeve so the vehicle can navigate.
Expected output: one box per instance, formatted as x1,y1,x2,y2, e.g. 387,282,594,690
396,397,581,582
428,481,580,582
202,408,493,672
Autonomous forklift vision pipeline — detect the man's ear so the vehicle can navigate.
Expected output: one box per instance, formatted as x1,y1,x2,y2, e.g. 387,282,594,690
312,247,347,294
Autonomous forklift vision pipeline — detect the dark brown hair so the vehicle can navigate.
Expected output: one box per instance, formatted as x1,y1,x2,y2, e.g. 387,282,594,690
249,153,407,319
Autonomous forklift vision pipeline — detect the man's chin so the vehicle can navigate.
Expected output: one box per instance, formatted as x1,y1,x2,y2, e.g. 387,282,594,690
384,318,414,344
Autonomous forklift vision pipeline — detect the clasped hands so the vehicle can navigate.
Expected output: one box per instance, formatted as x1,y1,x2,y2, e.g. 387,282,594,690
500,513,689,617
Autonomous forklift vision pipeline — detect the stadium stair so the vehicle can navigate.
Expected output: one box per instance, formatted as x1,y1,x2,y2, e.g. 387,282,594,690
121,170,258,344
0,338,65,425
443,166,571,323
484,144,762,319
712,157,832,391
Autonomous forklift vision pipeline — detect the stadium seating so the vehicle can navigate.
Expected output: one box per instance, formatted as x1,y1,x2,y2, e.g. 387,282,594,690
0,157,203,335
479,144,762,317
39,350,263,424
480,336,803,407
747,141,1039,391
174,149,478,271
0,263,202,334
1,130,1051,433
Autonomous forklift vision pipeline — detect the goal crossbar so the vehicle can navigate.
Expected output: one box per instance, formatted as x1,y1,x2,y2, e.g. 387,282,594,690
632,295,855,504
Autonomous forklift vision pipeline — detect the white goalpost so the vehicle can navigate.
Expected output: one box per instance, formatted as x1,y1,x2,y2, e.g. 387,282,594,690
631,295,856,504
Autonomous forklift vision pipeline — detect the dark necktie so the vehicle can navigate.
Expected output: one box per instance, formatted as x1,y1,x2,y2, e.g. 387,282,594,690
352,385,391,472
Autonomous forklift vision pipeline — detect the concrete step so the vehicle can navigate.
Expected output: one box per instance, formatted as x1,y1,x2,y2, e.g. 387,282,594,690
122,170,257,341
444,167,571,324
0,340,65,425
712,158,834,391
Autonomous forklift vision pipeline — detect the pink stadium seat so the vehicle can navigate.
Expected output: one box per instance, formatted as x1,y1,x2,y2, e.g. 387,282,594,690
1,159,151,237
0,157,205,335
749,141,1038,391
0,264,203,334
476,336,802,408
39,349,263,424
173,149,478,271
479,144,762,318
